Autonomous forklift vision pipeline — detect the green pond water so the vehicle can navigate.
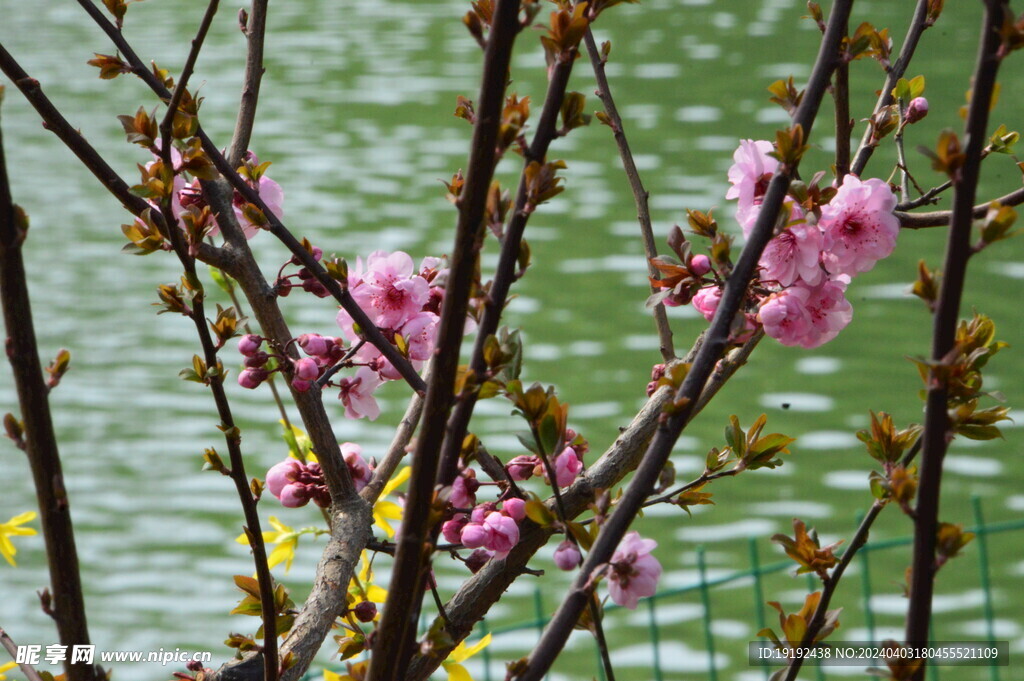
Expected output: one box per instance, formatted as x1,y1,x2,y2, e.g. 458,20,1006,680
1,1,1023,679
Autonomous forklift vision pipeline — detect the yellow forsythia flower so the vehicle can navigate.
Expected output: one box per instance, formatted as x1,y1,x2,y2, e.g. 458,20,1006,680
442,634,492,681
0,661,18,680
237,516,299,573
372,466,410,539
0,511,38,566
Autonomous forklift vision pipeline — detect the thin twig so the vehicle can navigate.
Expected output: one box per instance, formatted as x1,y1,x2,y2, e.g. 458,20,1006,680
228,0,269,166
0,88,102,681
850,0,934,176
897,185,1024,227
0,627,46,681
583,28,674,361
905,5,1006,678
833,18,851,182
588,595,618,681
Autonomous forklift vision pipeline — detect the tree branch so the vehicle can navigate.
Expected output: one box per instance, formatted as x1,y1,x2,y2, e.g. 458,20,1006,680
367,3,522,678
904,4,1006,677
0,89,102,681
583,28,674,361
229,0,269,167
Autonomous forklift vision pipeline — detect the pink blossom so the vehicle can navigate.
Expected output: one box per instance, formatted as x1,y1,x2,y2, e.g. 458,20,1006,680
350,251,430,330
759,219,825,286
691,286,722,322
341,442,372,492
800,276,853,348
553,540,582,571
607,531,662,609
482,511,519,557
337,366,382,420
502,497,526,522
291,378,312,392
727,140,777,236
554,447,583,487
279,483,311,508
820,175,899,276
758,287,813,347
265,459,330,508
400,312,440,362
460,522,489,550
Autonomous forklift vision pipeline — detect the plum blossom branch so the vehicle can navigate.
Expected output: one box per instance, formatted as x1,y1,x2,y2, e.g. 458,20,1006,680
366,3,523,679
229,0,269,167
0,91,102,681
510,3,853,678
850,0,934,176
583,28,675,361
905,2,1008,673
74,0,427,394
896,185,1024,227
0,627,45,681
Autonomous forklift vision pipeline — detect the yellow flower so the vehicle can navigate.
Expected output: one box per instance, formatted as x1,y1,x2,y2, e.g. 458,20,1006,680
0,661,18,680
281,420,315,463
372,466,410,539
237,516,298,573
442,634,492,681
322,670,342,681
348,550,387,608
0,511,38,567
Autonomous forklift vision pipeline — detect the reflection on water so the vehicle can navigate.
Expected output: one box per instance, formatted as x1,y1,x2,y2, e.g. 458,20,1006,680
0,0,1022,679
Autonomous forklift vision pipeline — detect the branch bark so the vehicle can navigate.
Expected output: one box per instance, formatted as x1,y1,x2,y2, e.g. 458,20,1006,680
229,0,269,166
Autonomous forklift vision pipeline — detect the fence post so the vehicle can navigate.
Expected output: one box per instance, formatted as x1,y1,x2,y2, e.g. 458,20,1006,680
697,546,718,681
645,597,664,681
971,495,1000,681
748,538,770,680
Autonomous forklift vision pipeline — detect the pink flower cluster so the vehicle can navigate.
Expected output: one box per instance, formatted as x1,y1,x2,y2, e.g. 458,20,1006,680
265,443,371,509
442,498,526,560
686,140,900,349
239,249,453,422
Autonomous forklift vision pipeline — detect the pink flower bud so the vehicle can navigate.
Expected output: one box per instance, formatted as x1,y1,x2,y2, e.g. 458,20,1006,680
279,482,311,508
243,352,270,368
294,357,320,381
450,473,477,509
689,254,712,276
266,459,302,497
554,447,583,487
506,455,539,481
553,540,582,571
238,368,266,389
460,522,488,549
238,334,262,357
341,443,372,492
291,378,312,392
692,286,722,322
906,97,929,124
502,497,526,522
464,549,490,573
297,333,329,357
442,515,468,544
483,511,519,555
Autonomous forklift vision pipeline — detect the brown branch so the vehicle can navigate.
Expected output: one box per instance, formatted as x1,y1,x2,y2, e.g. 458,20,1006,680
896,185,1024,229
905,4,1007,677
367,3,522,679
510,2,852,677
0,91,102,681
228,0,269,166
360,382,426,505
583,28,674,361
833,19,851,182
850,0,933,176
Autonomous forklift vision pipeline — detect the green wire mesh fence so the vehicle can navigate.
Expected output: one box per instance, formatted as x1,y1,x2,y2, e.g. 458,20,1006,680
313,495,1022,681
